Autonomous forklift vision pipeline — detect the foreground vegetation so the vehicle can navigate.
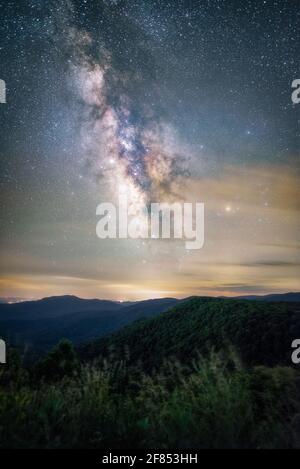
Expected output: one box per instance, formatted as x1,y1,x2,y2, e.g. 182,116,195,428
0,343,300,448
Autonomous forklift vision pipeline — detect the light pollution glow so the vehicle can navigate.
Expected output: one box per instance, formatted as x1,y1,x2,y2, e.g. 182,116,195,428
0,1,299,301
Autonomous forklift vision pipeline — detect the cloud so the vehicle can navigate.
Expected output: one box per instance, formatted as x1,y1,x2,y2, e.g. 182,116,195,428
238,260,300,267
211,284,279,293
185,163,300,212
259,243,300,251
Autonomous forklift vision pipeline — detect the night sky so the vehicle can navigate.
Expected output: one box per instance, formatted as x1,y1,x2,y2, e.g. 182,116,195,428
0,0,299,300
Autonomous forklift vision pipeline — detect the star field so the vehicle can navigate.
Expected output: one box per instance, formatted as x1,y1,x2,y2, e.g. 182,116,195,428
0,0,299,299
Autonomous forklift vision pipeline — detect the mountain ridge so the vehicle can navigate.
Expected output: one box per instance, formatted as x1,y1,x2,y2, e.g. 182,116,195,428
80,296,300,369
0,292,299,360
0,296,180,357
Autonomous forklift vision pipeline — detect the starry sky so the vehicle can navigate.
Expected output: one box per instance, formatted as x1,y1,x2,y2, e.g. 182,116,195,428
0,0,299,300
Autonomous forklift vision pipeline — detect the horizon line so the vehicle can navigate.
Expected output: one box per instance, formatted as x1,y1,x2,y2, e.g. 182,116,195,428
1,291,300,305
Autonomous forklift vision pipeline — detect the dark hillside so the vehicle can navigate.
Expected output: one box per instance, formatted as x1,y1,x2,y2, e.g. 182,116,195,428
81,297,300,369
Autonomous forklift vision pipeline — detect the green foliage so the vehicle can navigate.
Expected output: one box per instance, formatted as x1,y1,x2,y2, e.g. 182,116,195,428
0,353,299,448
81,298,299,369
0,348,28,389
34,340,80,382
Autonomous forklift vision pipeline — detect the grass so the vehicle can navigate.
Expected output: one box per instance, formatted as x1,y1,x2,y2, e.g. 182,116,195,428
0,351,299,449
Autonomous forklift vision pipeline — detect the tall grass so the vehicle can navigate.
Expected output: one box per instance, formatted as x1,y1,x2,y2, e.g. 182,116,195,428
0,353,299,448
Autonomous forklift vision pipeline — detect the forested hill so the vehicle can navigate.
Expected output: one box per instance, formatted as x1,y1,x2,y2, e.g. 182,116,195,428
80,297,300,369
2,296,300,449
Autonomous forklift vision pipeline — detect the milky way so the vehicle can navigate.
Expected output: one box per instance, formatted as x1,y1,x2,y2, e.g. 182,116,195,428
62,15,188,211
